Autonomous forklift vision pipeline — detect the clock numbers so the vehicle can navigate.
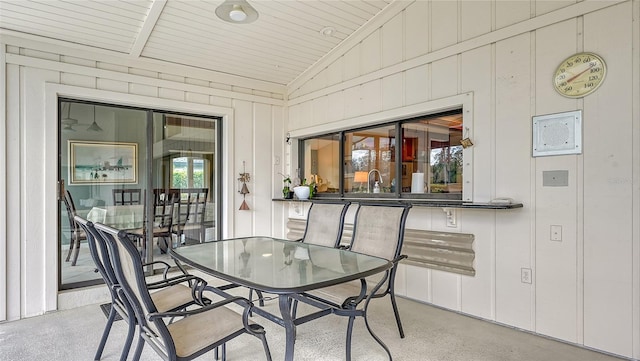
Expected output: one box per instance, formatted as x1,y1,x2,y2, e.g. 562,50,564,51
553,52,606,98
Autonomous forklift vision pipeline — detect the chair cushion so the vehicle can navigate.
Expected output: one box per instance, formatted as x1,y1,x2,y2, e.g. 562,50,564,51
167,305,247,358
150,284,195,312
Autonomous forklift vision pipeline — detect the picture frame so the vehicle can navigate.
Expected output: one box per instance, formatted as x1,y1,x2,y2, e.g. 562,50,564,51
68,140,138,184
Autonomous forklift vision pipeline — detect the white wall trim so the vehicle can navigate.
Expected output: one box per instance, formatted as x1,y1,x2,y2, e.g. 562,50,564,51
0,31,285,94
0,42,7,321
632,0,640,356
43,83,235,310
7,54,284,106
287,0,625,105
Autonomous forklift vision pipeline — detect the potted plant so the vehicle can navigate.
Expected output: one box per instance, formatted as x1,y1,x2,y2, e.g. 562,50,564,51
282,176,293,199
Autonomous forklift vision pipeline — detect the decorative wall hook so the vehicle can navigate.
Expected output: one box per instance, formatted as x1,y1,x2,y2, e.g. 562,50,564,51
460,127,474,148
238,161,250,210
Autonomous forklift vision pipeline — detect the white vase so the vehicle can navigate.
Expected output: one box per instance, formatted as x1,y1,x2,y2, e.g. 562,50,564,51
293,186,310,200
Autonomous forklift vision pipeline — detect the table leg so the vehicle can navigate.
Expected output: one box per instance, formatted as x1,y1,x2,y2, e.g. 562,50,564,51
279,295,296,361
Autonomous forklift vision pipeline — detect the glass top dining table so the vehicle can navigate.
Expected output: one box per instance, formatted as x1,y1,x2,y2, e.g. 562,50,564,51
170,236,393,361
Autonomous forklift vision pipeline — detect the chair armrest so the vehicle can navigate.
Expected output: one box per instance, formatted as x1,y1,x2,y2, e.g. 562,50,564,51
142,260,180,279
147,274,211,305
146,273,198,289
391,254,408,264
148,296,251,320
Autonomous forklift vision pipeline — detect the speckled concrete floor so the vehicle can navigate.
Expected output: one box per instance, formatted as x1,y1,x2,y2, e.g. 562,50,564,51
0,294,626,361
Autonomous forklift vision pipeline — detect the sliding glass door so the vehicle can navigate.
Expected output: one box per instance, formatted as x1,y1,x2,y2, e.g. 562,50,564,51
58,99,221,290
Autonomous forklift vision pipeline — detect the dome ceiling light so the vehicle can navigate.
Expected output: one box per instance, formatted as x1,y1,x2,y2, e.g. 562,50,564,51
215,0,258,24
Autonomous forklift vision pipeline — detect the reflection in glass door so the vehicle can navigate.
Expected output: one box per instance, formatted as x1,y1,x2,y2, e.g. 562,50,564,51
59,99,221,290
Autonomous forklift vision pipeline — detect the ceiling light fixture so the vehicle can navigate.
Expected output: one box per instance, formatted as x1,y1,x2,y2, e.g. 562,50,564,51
215,0,258,24
87,106,103,132
62,103,79,126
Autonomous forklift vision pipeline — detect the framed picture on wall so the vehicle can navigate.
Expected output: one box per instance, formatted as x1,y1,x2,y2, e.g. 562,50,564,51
68,140,138,184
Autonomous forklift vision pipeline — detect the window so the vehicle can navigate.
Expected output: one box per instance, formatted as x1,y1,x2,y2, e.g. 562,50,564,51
299,109,463,199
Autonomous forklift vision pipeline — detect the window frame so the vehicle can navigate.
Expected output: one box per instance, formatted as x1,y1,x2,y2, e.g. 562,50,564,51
296,102,472,201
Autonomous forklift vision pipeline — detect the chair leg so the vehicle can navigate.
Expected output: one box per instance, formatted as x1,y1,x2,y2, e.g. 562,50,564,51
390,293,405,338
119,317,136,361
70,234,81,266
345,315,356,361
65,233,75,262
221,343,227,361
94,306,117,360
130,331,145,361
157,237,168,254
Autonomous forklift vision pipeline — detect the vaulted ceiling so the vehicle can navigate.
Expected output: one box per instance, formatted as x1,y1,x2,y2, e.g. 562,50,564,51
0,0,394,86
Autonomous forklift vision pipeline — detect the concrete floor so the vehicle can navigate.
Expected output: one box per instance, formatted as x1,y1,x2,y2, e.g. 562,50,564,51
0,290,626,361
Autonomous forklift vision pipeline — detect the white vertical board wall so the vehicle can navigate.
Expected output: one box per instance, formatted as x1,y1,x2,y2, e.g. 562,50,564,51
494,32,533,330
5,63,21,321
534,18,580,343
233,100,254,237
285,1,639,358
460,45,494,320
582,2,634,356
253,102,274,234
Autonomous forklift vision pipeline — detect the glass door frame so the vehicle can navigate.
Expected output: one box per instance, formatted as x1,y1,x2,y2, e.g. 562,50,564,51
58,98,223,290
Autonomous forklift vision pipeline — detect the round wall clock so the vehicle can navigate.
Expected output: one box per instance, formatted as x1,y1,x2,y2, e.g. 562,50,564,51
553,52,606,98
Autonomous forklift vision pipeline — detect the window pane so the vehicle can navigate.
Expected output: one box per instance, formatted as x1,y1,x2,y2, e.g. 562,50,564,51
343,125,395,194
298,109,463,199
301,134,340,193
59,101,147,288
401,111,463,195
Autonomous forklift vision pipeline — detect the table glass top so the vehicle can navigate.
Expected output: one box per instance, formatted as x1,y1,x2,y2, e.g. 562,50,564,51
170,237,391,293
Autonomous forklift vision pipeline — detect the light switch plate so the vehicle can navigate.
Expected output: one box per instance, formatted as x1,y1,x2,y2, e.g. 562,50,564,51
551,225,562,241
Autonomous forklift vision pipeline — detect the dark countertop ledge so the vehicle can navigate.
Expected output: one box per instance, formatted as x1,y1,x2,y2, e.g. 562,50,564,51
272,198,523,210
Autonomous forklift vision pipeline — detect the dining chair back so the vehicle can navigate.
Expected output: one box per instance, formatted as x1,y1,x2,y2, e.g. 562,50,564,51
94,222,272,361
63,190,87,266
113,188,142,205
300,201,351,248
173,188,208,244
129,189,180,254
152,188,180,251
74,216,139,361
348,202,412,338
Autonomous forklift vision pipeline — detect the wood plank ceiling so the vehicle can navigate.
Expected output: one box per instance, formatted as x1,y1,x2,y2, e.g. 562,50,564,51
0,0,394,86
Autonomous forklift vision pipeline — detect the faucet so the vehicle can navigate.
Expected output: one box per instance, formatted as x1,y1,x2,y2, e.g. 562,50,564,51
367,169,383,193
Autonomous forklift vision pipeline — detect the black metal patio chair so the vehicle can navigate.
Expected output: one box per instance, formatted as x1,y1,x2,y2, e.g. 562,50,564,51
94,221,272,361
75,216,205,361
296,202,412,360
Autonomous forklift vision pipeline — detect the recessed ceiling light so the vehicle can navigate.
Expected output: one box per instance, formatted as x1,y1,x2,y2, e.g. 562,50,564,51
320,26,335,37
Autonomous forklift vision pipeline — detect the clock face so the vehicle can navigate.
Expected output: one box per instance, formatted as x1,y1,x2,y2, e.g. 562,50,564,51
553,52,606,98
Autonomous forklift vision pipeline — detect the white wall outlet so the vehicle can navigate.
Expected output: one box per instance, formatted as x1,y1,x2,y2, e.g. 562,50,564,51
521,268,532,284
444,208,457,227
550,225,562,241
